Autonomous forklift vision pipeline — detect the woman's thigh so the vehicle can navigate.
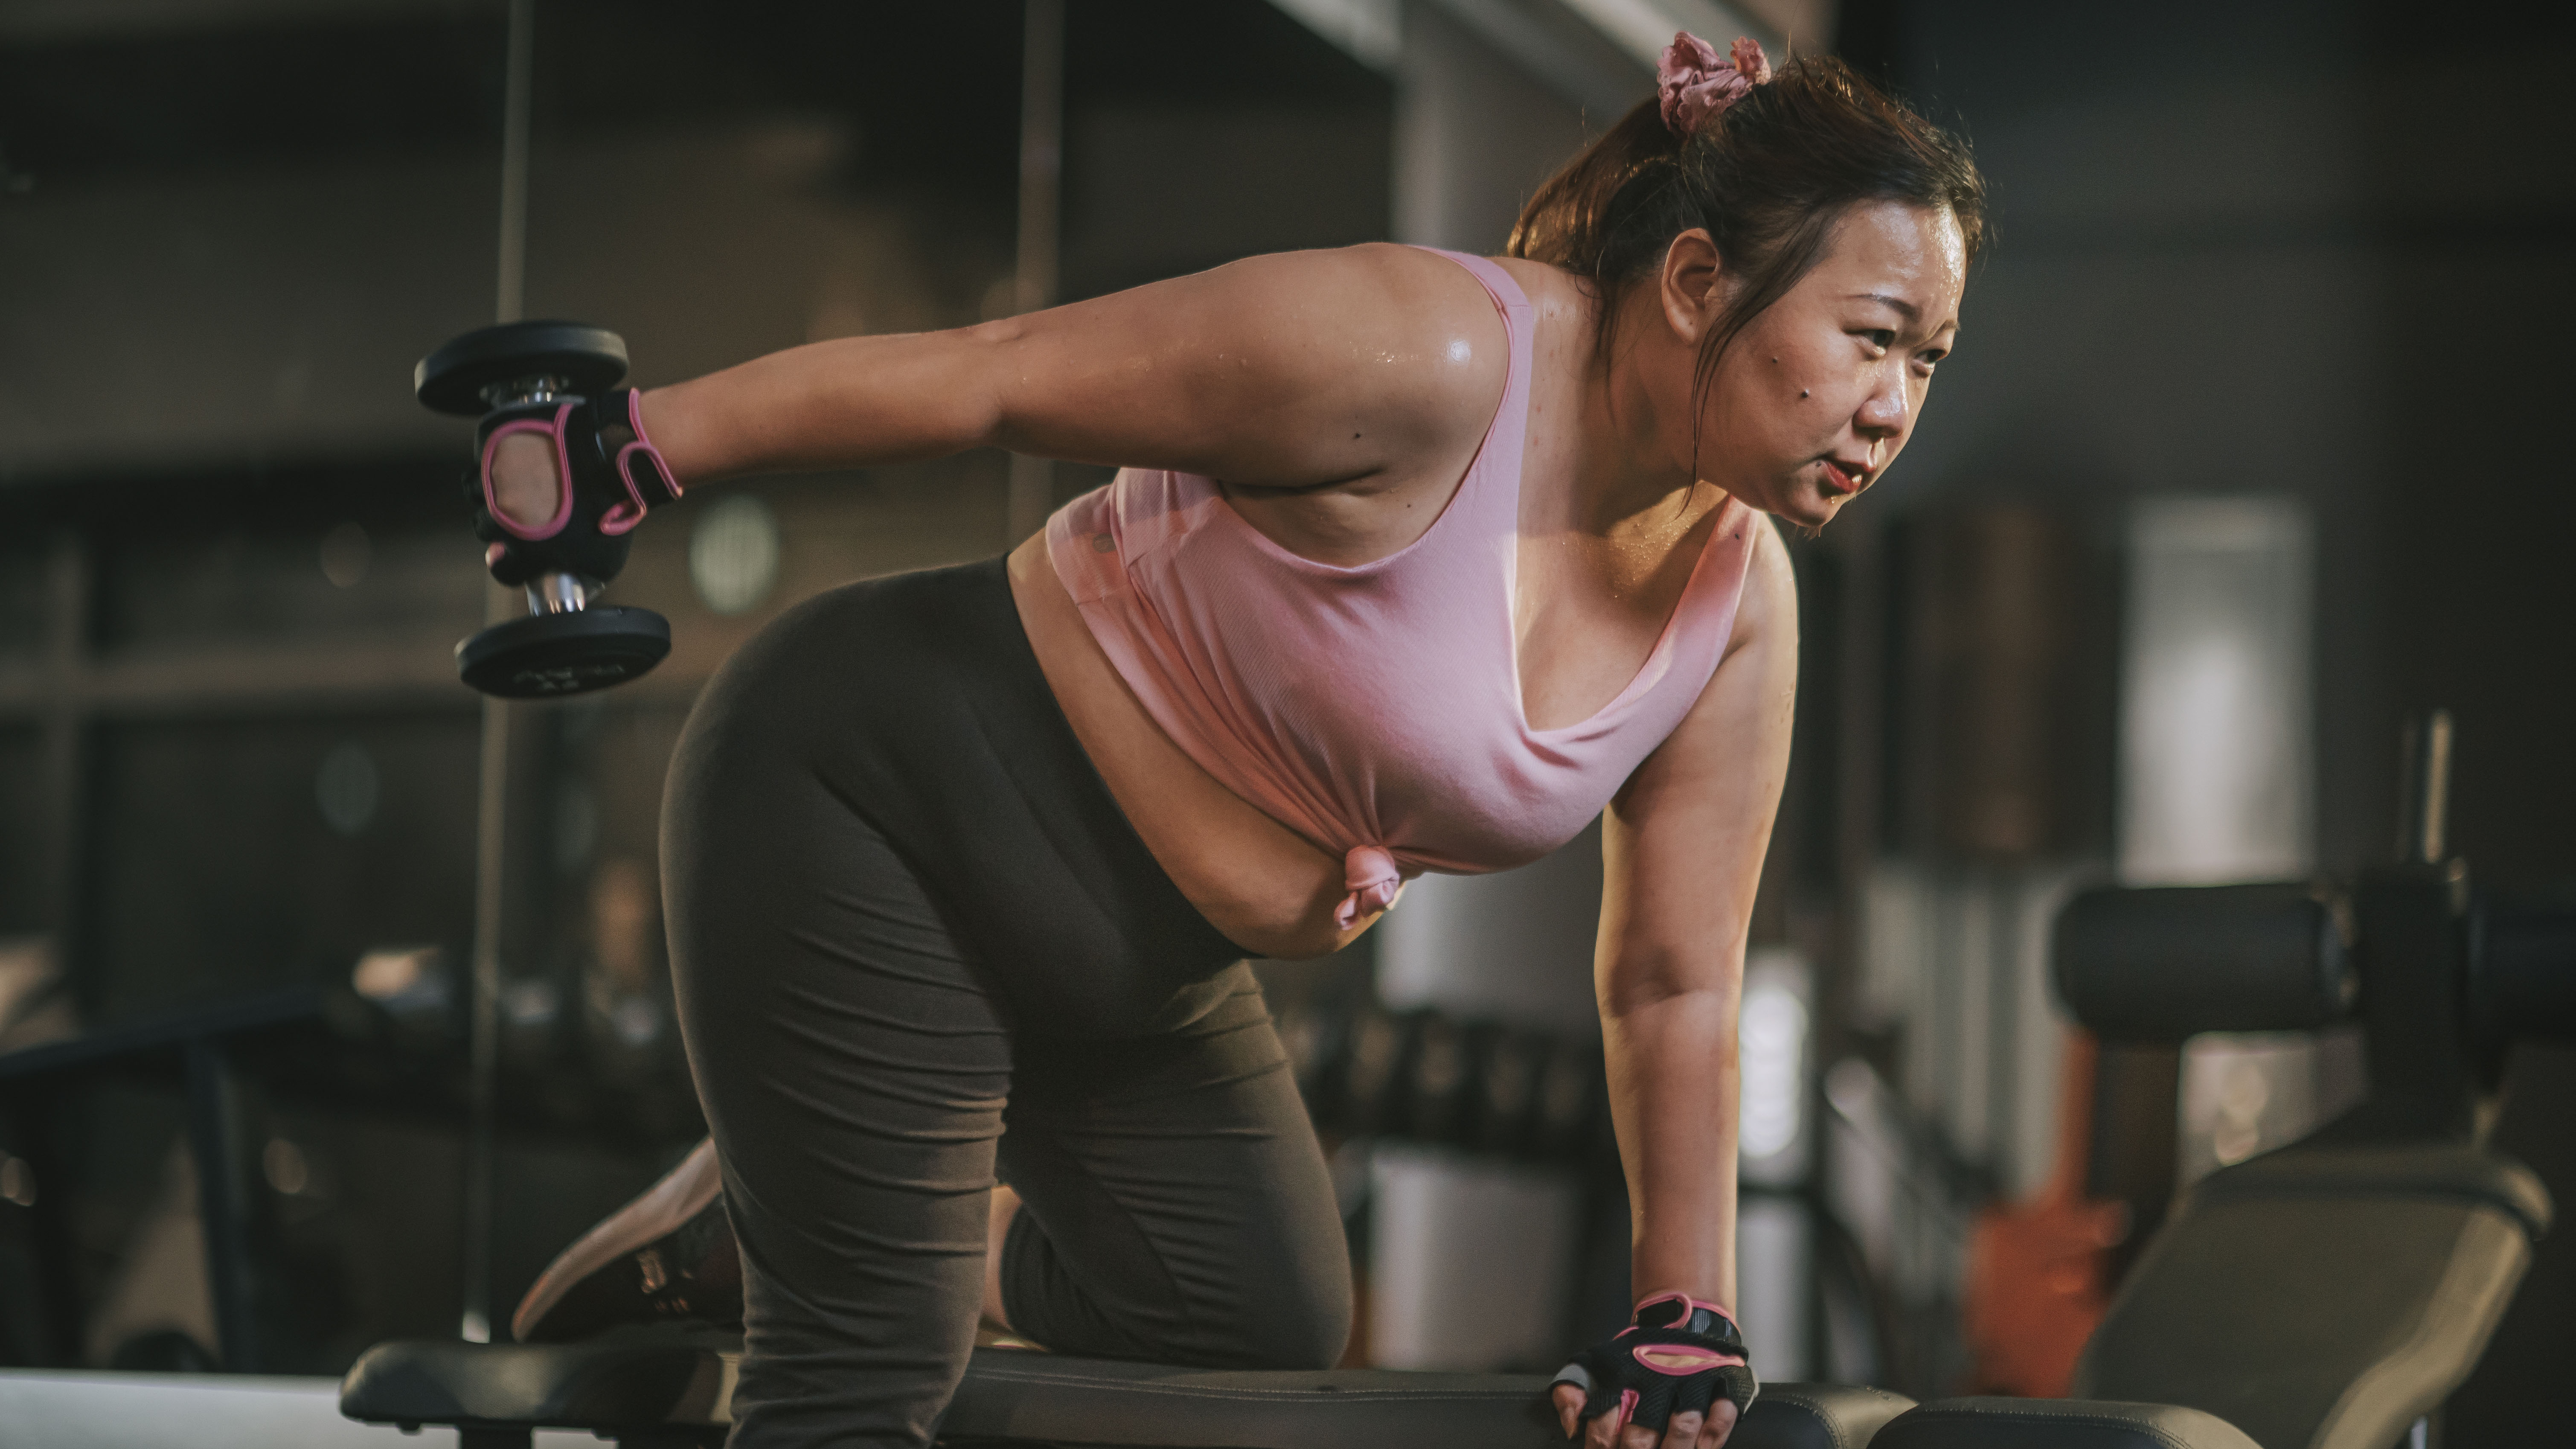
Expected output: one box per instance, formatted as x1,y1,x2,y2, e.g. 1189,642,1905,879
663,559,1293,1440
667,696,1009,1447
997,968,1353,1371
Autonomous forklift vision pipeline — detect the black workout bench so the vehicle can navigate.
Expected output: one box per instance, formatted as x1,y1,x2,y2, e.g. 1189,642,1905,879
340,1336,1917,1449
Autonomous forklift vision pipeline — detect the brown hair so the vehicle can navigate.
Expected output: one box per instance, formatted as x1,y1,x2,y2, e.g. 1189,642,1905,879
1509,54,1986,396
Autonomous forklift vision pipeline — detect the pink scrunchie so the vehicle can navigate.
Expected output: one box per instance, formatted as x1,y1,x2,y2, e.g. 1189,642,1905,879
1334,845,1405,931
1657,32,1772,138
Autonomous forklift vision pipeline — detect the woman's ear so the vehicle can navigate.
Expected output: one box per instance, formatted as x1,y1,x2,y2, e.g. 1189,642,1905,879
1657,229,1725,343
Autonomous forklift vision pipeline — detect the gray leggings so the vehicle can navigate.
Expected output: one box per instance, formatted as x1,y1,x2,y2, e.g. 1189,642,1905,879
663,559,1352,1448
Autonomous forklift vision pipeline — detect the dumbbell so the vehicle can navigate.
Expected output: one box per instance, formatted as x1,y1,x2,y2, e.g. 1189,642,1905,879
413,320,672,698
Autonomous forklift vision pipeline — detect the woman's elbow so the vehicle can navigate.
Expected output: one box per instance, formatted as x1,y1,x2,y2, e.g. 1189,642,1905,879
932,321,1025,452
1596,948,1742,1020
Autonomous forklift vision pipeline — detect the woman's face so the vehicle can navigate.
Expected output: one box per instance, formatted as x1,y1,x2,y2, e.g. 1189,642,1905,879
1669,201,1966,529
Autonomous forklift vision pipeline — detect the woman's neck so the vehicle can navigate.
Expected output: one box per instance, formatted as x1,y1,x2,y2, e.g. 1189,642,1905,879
1568,281,1707,539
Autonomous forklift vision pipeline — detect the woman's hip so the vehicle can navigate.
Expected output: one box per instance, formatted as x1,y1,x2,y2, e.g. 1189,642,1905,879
663,556,1244,1038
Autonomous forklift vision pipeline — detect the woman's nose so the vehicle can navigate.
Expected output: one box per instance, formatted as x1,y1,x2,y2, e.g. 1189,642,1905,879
1856,373,1908,441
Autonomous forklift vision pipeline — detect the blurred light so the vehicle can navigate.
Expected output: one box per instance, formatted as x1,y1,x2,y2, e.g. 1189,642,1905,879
690,495,781,615
262,1138,309,1196
1740,985,1807,1157
352,945,439,1001
0,1152,34,1207
316,740,378,835
609,996,661,1048
500,977,562,1070
1739,949,1813,1186
2119,497,2311,884
319,521,370,588
502,977,559,1030
2182,1032,2322,1178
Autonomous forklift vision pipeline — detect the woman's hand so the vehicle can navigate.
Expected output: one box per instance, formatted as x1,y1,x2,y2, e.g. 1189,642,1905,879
468,389,677,586
488,431,561,532
1549,1293,1755,1449
1553,1383,1739,1449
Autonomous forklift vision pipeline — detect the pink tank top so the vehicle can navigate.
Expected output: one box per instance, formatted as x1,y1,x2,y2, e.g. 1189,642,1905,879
1045,249,1760,929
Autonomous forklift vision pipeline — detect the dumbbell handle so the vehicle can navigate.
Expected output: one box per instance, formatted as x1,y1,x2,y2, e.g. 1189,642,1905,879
527,573,593,614
487,375,575,410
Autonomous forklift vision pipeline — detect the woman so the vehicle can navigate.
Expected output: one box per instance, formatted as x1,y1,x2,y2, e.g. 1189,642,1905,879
487,35,1980,1449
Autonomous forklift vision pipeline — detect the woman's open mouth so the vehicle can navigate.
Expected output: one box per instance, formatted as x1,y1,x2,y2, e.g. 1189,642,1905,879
1820,458,1871,495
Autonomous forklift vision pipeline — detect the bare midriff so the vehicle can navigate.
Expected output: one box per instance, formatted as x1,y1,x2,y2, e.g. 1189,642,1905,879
1005,532,1362,960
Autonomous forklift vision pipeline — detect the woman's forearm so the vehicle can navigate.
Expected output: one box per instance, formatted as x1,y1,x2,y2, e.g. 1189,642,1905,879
638,326,1014,485
1602,983,1742,1310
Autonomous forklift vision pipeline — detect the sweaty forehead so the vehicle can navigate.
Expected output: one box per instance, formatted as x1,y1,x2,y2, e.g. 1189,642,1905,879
1819,202,1965,323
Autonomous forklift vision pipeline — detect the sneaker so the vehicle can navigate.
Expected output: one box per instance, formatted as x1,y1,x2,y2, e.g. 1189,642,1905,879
512,1137,744,1343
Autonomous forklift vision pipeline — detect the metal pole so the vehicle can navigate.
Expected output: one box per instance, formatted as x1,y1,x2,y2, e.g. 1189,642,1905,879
2397,708,2454,866
461,0,536,1346
494,0,535,328
1004,0,1064,546
184,1039,259,1370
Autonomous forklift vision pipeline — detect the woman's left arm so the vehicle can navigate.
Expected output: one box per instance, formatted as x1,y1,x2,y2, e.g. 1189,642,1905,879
1574,518,1798,1448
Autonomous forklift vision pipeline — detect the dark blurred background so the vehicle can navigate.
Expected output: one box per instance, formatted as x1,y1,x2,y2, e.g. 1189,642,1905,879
0,0,2566,1441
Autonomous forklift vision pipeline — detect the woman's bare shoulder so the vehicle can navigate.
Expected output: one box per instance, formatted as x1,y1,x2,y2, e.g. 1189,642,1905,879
1189,243,1515,385
988,243,1515,490
1156,243,1521,471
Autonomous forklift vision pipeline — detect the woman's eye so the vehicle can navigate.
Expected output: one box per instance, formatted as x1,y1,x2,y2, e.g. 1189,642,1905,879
1863,329,1896,350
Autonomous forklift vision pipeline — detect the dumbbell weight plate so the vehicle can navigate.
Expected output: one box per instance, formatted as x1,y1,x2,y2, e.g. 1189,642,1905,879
456,607,672,698
415,320,630,416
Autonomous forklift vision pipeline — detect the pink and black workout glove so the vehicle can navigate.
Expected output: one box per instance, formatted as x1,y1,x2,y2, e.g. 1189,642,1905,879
1552,1292,1757,1439
471,387,682,588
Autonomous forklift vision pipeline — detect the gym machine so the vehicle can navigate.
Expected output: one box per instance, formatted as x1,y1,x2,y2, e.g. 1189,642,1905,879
1870,713,2565,1449
1947,715,2565,1449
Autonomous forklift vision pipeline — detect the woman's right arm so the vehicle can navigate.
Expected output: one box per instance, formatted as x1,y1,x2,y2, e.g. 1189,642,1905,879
636,242,1502,494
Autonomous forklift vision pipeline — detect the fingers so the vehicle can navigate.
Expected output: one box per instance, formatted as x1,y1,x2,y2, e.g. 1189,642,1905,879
1560,1390,1717,1449
1623,1414,1671,1449
1553,1384,1586,1440
491,431,562,530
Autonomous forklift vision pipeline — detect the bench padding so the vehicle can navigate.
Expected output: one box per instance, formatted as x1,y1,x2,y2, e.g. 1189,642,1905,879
339,1336,735,1432
340,1337,1914,1449
1874,1397,2259,1449
2076,1143,2547,1449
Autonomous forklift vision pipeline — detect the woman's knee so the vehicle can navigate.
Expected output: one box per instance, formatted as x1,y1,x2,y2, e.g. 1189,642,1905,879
1207,1273,1353,1370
